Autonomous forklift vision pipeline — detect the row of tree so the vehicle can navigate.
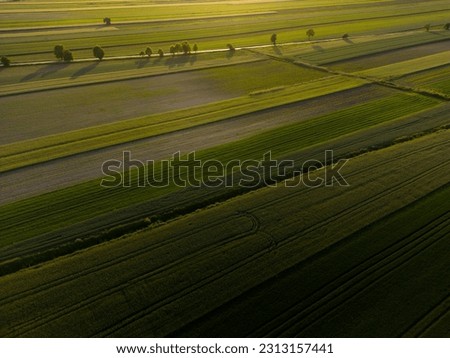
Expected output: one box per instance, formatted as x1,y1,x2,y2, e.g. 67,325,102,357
138,42,199,58
53,45,106,62
270,22,450,45
4,21,450,68
270,29,315,45
139,47,165,57
53,45,73,62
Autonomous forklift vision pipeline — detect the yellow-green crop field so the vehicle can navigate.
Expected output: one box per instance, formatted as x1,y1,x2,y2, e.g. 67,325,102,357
0,0,449,338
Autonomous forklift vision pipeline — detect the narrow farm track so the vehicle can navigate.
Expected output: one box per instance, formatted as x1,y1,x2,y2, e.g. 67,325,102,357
1,131,448,337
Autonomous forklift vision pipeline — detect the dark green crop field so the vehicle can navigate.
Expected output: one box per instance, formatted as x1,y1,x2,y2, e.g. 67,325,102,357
0,0,449,338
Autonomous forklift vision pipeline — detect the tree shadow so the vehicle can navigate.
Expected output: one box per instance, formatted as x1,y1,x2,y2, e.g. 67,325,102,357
273,45,282,56
135,57,150,68
165,54,191,69
71,61,100,79
153,56,164,65
343,38,354,44
312,45,324,52
189,54,197,65
20,63,70,82
226,50,235,60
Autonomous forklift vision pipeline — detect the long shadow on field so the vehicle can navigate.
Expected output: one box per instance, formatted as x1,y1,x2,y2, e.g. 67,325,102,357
135,57,150,68
189,54,197,65
273,45,282,56
165,54,196,68
20,63,70,82
312,45,324,52
226,50,235,60
71,61,100,79
343,37,354,44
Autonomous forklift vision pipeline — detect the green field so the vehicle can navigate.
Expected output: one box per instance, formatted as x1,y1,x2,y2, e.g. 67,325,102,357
0,131,448,337
0,0,449,339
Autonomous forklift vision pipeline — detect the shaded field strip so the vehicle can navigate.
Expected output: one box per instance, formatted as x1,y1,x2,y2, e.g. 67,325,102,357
95,144,450,337
0,135,434,311
170,183,450,338
70,144,450,336
1,135,448,338
0,76,366,173
256,212,450,337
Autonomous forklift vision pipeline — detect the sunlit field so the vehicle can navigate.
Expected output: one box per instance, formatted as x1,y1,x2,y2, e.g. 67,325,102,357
0,0,449,338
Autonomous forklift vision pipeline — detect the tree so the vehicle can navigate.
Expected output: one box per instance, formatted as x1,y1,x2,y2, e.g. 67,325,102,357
193,43,198,53
103,17,111,26
271,33,277,45
1,56,10,67
54,44,64,60
182,41,191,55
158,48,164,57
227,43,235,52
425,24,431,32
145,47,153,57
175,43,182,53
93,45,105,60
139,51,145,57
342,33,349,39
63,49,73,62
306,28,315,41
444,23,450,30
170,45,176,56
